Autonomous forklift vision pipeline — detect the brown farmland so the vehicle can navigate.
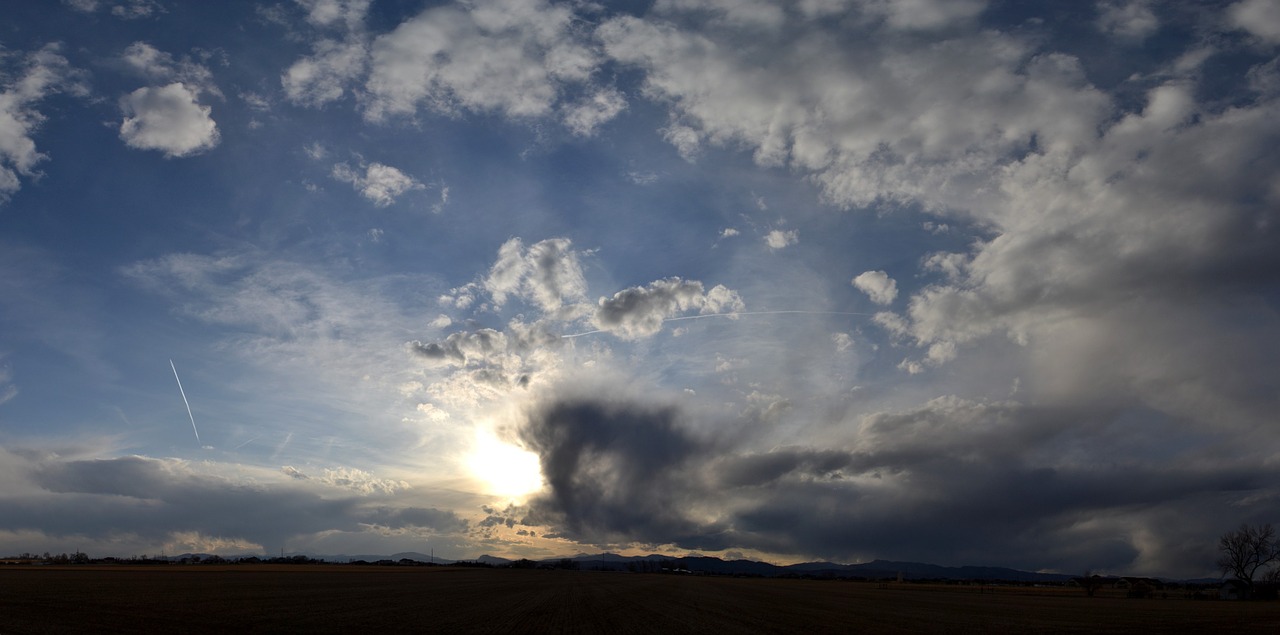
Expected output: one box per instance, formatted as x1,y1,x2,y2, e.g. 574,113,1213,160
3,566,1279,634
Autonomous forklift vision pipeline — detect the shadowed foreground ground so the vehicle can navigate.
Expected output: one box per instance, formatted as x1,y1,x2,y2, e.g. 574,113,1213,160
3,566,1279,633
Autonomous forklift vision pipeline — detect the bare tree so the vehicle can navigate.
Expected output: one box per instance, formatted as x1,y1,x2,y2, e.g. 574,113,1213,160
1218,523,1279,599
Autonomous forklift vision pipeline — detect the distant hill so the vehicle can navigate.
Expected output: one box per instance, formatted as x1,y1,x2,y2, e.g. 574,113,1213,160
537,554,1075,582
155,551,1117,583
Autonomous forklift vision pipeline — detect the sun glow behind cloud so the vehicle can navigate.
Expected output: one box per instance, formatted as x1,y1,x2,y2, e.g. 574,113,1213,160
467,427,544,500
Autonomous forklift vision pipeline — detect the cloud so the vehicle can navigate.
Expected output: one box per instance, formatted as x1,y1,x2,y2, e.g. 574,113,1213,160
597,13,1109,210
484,237,587,313
119,83,220,157
0,44,85,202
520,394,730,549
66,0,163,19
511,390,1280,575
362,0,606,123
854,0,988,31
296,0,372,30
563,88,627,137
1,453,467,554
1096,1,1158,41
764,229,797,250
283,39,368,107
331,161,425,206
1229,0,1280,45
591,278,744,339
852,270,897,305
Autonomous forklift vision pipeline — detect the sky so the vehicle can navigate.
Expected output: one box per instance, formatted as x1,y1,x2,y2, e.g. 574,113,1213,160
0,0,1278,578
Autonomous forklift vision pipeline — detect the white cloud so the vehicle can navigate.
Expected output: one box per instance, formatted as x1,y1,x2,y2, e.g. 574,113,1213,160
363,0,602,122
653,0,786,29
598,16,1109,211
331,161,424,206
0,45,84,202
592,277,744,339
764,229,797,250
66,0,164,19
832,332,854,352
119,83,220,157
852,270,898,305
296,0,372,30
484,237,588,313
855,0,987,31
1096,1,1158,40
283,39,368,107
112,0,163,19
1228,0,1280,44
562,88,627,137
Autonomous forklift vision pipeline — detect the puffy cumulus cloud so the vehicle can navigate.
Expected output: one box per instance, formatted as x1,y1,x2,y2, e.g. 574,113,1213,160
886,84,1280,393
362,0,609,123
851,270,897,305
404,239,743,426
0,44,85,202
1095,0,1159,41
1229,0,1280,45
597,13,1109,210
600,4,1280,451
119,83,220,157
763,229,798,250
331,161,425,206
410,328,508,366
484,237,587,313
591,278,744,339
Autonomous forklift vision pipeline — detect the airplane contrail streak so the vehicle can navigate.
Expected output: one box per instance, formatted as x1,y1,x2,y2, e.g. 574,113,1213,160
169,359,202,446
559,310,879,339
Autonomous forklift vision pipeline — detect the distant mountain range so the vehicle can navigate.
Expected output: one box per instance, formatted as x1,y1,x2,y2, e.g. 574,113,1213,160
330,551,1075,582
159,550,1162,583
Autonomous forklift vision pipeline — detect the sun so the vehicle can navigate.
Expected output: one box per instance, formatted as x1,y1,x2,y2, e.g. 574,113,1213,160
466,429,544,499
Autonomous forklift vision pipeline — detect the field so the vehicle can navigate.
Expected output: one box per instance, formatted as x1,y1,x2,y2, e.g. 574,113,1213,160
3,566,1279,633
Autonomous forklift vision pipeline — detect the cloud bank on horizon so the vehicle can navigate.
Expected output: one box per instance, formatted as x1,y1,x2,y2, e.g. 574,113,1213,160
0,0,1278,577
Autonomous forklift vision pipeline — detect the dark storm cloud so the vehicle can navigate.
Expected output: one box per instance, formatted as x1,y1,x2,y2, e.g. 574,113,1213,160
519,396,734,550
519,394,1280,575
365,506,468,532
21,456,356,549
8,456,464,551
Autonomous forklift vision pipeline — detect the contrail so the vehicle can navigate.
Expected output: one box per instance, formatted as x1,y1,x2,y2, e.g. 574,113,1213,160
169,359,202,446
560,310,879,339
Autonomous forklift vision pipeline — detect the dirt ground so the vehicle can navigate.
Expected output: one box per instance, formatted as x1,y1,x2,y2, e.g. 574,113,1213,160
2,566,1279,633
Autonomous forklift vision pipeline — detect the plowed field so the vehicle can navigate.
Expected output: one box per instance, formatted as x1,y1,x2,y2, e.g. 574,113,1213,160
2,566,1278,633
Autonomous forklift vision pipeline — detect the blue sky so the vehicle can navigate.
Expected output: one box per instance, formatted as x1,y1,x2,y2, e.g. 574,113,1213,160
1,0,1279,576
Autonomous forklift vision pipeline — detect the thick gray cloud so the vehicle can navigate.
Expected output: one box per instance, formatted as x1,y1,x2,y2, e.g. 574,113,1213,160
516,393,1280,575
519,395,734,550
2,454,467,554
